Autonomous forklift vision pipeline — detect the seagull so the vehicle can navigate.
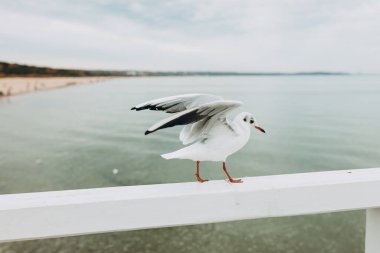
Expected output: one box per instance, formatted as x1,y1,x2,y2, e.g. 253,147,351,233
131,94,265,183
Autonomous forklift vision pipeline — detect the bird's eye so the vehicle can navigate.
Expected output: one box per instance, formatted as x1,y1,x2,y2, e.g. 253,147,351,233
243,117,247,122
250,120,254,124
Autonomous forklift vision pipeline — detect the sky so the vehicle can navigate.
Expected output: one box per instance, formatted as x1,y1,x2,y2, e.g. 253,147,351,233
0,0,379,72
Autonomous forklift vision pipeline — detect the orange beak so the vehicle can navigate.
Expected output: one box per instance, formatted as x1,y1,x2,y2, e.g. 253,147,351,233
254,125,266,133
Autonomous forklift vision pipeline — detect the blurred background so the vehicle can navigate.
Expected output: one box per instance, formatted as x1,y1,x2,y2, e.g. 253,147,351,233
1,1,380,253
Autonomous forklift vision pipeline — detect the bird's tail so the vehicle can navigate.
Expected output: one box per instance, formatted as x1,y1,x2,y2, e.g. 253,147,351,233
161,151,178,160
161,148,188,160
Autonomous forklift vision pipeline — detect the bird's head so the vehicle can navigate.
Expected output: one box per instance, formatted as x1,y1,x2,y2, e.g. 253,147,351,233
240,112,265,133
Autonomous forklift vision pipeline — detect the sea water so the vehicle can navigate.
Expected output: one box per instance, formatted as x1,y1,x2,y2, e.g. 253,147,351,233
1,76,380,253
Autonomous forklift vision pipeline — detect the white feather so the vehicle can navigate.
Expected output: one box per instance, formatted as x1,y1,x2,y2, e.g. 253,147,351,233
145,100,242,136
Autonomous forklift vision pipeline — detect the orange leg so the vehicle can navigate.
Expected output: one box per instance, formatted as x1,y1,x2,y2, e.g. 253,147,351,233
222,162,242,183
195,161,209,183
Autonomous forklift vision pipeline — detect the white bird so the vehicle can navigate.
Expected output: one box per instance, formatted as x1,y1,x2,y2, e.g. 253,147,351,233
131,94,265,183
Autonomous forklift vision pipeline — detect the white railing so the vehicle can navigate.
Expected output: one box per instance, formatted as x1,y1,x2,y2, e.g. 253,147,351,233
1,168,380,252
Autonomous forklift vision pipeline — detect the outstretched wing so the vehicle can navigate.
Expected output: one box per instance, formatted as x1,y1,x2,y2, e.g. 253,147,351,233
131,94,223,113
144,100,242,137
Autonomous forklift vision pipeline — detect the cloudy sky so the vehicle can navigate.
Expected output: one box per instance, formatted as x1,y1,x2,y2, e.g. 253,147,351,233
0,0,379,72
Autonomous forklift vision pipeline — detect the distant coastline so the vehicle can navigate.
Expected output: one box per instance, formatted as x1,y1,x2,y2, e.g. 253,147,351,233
0,77,113,97
137,71,349,76
0,61,350,97
0,62,124,78
0,61,349,78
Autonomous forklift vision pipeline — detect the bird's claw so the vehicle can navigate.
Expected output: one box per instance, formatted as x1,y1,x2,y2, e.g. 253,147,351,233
196,175,209,183
228,178,243,183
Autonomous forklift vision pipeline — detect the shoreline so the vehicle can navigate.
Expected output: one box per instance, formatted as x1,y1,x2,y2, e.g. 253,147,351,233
0,77,114,97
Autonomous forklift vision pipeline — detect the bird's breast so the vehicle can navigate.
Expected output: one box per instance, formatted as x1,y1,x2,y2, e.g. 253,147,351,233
203,127,250,156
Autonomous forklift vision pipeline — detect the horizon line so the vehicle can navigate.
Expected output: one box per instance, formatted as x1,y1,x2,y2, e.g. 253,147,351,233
1,60,377,76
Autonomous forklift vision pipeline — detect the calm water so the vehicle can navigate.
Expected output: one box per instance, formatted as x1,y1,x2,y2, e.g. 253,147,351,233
1,76,380,253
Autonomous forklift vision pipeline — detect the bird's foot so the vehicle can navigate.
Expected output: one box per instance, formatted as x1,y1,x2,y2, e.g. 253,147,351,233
196,174,209,183
228,178,243,183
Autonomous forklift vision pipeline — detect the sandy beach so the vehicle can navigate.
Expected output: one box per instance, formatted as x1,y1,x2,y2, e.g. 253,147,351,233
0,77,114,97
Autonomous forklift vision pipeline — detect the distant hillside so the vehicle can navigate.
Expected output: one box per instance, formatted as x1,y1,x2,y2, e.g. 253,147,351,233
0,61,349,77
0,62,126,77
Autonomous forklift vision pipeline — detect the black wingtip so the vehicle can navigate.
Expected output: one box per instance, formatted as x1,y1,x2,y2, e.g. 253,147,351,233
144,130,151,135
131,107,136,110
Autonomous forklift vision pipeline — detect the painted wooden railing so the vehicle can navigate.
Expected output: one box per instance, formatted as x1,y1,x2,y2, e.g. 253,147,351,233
1,168,380,252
